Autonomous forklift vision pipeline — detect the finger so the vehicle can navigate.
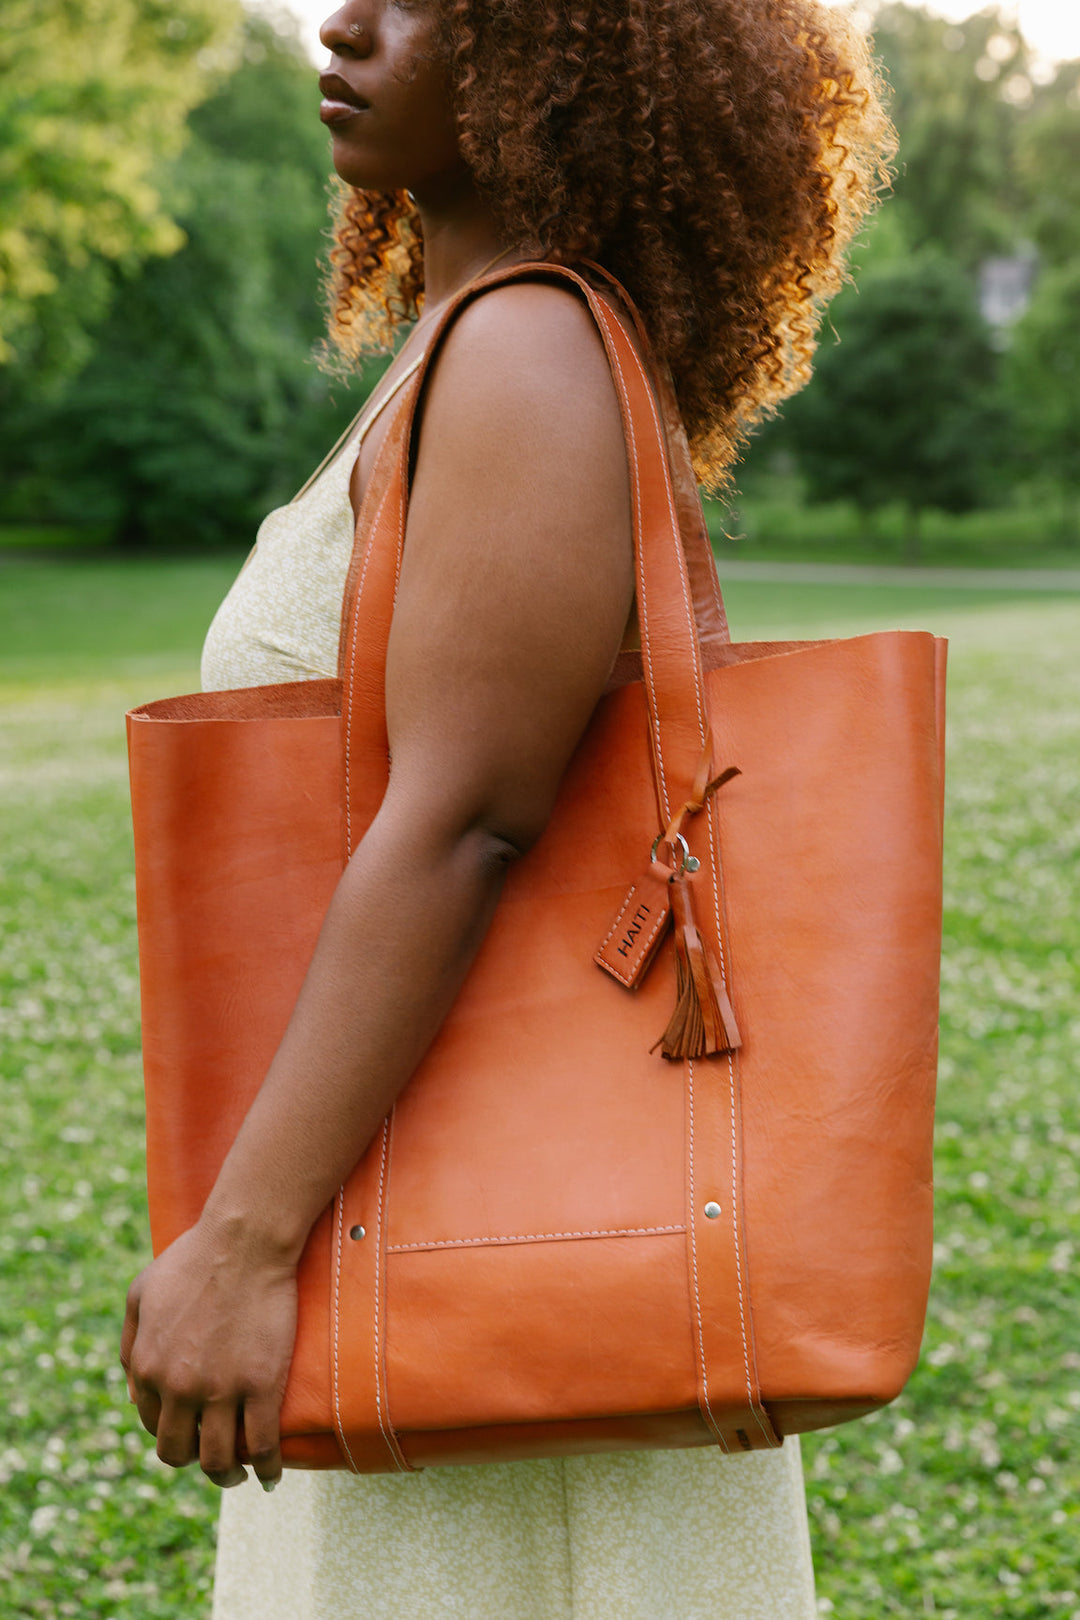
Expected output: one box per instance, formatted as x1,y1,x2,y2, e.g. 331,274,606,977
241,1394,284,1492
133,1381,162,1440
119,1274,143,1400
155,1400,200,1470
199,1401,248,1489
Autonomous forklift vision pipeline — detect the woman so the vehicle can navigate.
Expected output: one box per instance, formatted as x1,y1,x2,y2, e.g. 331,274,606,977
121,2,894,1614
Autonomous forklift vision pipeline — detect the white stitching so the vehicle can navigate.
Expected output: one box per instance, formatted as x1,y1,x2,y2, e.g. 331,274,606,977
592,293,750,1451
707,798,773,1447
391,422,408,600
590,301,669,824
387,1223,686,1254
598,887,648,952
600,309,664,815
595,296,708,765
372,1122,409,1472
331,1189,361,1473
599,301,756,1450
597,890,668,985
343,476,396,854
725,1047,755,1415
687,1059,730,1452
724,1043,773,1444
620,338,708,755
625,318,767,1445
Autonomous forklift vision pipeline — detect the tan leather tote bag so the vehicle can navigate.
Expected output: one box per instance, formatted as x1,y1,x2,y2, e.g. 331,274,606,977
127,264,946,1472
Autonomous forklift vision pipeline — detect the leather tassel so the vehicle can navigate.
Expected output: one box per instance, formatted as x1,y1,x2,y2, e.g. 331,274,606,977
652,876,741,1061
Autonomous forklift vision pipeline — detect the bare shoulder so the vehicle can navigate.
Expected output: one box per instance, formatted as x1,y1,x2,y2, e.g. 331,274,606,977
439,277,613,378
418,278,623,456
409,278,631,550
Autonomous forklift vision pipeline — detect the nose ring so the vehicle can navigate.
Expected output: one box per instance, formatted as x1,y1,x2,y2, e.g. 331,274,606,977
349,22,369,42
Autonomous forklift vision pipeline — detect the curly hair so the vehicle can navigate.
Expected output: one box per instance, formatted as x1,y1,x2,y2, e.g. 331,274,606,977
324,0,895,487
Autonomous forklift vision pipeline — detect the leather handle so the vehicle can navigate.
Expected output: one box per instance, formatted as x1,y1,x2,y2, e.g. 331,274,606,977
584,283,712,824
337,262,724,844
577,260,730,652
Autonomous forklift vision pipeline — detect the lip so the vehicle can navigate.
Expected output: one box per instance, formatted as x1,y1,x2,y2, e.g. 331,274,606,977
319,71,370,124
320,98,367,126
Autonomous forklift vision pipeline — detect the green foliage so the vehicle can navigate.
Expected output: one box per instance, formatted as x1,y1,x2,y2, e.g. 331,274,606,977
0,0,242,378
1003,264,1080,538
735,4,1080,557
1017,91,1080,268
1,559,1078,1613
862,4,1077,268
870,3,1033,269
782,255,1003,552
3,0,1078,553
737,4,1080,547
708,484,1080,569
0,14,375,547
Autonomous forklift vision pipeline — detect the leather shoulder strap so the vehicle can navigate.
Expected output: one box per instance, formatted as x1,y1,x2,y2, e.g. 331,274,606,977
577,262,730,649
338,260,721,843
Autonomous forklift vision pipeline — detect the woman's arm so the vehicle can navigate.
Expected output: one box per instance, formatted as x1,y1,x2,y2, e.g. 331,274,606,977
120,283,634,1490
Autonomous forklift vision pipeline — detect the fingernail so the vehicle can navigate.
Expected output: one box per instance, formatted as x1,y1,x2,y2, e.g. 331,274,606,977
261,1478,279,1494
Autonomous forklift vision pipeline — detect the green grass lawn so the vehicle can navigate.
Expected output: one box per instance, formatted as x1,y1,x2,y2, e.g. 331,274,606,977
1,558,1077,1617
704,482,1080,570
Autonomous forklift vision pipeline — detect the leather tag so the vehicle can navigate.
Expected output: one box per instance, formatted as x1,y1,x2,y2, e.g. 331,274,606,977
595,865,673,989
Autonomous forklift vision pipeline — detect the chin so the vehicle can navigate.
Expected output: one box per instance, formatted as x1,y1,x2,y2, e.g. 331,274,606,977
329,142,389,193
327,132,469,204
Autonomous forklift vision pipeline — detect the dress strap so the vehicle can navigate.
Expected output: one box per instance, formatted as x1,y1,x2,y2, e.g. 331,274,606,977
288,351,427,506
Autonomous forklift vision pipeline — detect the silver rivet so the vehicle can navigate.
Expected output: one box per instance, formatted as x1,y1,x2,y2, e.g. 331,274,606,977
703,1201,722,1219
684,855,701,873
349,1224,366,1241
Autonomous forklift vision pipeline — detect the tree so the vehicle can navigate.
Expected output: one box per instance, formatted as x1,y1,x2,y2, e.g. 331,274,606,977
0,12,374,547
733,9,1080,545
0,0,241,379
1003,264,1080,542
1017,98,1080,269
783,255,1004,559
868,3,1032,270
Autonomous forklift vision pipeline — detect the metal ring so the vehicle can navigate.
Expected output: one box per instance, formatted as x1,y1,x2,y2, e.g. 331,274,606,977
651,831,691,873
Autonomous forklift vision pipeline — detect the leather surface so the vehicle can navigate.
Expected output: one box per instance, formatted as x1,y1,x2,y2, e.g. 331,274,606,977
127,264,945,1470
595,863,674,986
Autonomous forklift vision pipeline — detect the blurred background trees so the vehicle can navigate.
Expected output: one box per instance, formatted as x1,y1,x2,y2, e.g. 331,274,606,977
0,0,1078,557
0,0,240,381
1003,266,1080,541
0,3,369,546
870,3,1031,268
728,3,1080,560
782,256,1005,559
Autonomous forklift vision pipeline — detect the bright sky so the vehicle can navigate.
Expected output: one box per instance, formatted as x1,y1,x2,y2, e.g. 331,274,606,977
859,0,1080,62
278,0,1080,67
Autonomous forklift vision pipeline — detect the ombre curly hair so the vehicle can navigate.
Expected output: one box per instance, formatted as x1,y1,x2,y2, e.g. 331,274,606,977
324,0,895,486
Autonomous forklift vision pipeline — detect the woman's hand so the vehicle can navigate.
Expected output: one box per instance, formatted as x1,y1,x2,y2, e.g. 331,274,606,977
119,1215,297,1491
